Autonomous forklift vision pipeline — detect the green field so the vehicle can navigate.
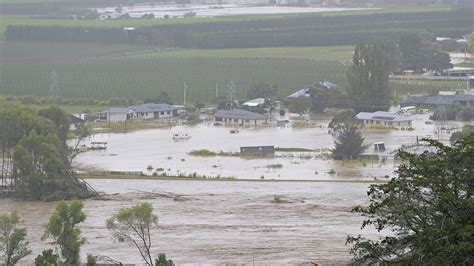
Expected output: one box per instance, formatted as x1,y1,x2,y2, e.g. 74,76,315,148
0,41,467,105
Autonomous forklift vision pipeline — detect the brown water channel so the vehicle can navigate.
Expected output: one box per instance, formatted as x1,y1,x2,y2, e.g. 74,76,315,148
1,179,380,265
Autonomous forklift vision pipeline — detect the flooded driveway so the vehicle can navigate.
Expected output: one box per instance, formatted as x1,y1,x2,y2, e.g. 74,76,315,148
75,113,460,180
1,179,380,265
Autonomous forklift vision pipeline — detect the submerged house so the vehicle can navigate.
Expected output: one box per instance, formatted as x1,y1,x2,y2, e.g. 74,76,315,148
214,109,268,126
129,103,178,120
356,111,413,127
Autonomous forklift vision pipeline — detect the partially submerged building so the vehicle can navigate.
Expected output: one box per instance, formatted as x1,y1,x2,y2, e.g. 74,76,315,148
129,103,178,120
214,109,268,126
97,107,133,122
356,111,413,127
97,103,178,122
400,94,474,108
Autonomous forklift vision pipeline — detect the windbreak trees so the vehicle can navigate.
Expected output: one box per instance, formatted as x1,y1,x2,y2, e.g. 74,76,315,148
346,43,391,113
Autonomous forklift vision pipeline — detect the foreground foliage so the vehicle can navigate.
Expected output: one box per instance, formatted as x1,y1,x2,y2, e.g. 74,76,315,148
347,134,474,264
106,203,159,266
0,211,31,266
42,200,86,264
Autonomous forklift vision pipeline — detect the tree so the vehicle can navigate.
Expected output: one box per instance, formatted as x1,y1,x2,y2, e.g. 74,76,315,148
35,249,59,266
155,253,174,266
42,200,86,264
288,97,311,115
328,111,367,160
467,31,474,53
106,203,159,266
399,34,427,72
347,135,474,264
13,131,70,200
450,126,474,143
145,92,173,105
246,83,278,99
38,106,70,146
347,43,391,112
375,39,401,73
0,211,31,266
427,49,452,72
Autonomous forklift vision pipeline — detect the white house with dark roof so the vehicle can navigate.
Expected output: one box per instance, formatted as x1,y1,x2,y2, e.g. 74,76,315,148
129,103,178,120
97,107,133,122
356,111,412,127
214,109,268,126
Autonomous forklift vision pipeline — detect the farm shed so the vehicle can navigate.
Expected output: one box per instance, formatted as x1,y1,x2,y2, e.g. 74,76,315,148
240,146,275,157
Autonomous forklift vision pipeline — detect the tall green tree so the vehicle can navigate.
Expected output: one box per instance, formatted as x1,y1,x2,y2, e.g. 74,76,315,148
38,106,70,146
289,96,311,115
328,111,367,160
347,135,474,264
13,131,69,200
42,200,86,264
347,43,391,112
0,211,31,266
106,203,159,266
399,33,427,72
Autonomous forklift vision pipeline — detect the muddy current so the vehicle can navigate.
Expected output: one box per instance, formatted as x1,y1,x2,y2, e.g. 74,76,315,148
1,179,379,265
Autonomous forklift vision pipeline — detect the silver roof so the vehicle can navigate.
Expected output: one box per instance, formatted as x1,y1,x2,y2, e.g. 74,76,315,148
356,111,412,122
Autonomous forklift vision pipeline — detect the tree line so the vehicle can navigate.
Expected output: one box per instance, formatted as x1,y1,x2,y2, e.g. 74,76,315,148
5,9,473,48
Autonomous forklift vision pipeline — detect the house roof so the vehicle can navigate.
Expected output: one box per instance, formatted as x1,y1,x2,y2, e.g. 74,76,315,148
214,109,267,120
242,98,266,107
400,94,474,106
356,111,412,122
320,81,338,90
69,114,85,124
287,88,310,99
98,107,130,114
129,103,176,113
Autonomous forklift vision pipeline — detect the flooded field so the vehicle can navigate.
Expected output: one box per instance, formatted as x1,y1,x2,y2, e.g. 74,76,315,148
0,179,380,265
75,113,460,180
98,4,371,18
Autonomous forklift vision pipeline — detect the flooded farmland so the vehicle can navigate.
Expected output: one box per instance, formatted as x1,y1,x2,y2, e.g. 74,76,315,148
75,113,461,181
0,179,381,265
97,4,371,18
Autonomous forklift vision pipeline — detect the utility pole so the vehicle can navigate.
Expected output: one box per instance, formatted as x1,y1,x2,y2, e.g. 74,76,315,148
216,82,219,98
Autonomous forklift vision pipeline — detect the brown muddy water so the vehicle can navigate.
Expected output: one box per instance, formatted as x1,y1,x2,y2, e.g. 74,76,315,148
75,113,462,181
1,179,380,265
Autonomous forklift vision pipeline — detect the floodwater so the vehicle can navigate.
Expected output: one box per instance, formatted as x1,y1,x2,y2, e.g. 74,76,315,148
75,113,462,180
97,4,371,18
0,179,380,265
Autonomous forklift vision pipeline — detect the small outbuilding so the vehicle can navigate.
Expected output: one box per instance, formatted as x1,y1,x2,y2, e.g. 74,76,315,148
240,146,274,157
